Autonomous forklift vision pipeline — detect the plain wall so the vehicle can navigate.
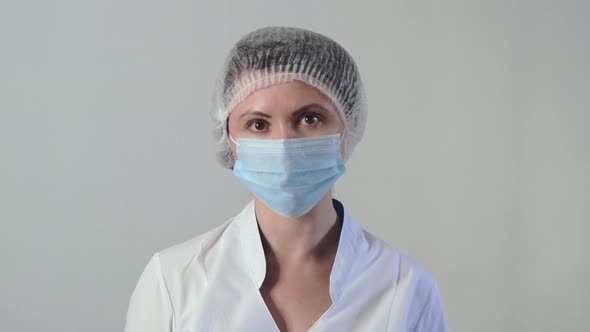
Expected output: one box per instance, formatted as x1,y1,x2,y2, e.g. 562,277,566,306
1,1,588,331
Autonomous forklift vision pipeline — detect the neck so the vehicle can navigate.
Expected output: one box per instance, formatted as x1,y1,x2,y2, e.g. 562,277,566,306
254,191,342,266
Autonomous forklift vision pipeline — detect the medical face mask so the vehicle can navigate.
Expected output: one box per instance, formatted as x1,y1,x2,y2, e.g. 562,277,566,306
230,133,346,218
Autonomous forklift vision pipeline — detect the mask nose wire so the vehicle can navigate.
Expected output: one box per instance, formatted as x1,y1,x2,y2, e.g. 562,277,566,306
231,131,345,147
230,126,345,148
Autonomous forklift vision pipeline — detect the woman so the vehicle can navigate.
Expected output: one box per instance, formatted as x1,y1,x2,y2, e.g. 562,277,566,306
124,26,448,332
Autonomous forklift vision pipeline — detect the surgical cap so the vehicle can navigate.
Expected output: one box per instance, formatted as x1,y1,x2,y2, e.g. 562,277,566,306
211,26,368,169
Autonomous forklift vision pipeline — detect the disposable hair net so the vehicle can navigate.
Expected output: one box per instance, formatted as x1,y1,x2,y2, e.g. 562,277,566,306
211,26,368,169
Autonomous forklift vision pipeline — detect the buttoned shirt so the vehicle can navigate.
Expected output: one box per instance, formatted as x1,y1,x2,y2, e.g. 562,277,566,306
124,199,448,331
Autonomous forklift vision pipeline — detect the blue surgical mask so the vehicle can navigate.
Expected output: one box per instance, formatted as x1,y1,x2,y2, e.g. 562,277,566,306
230,133,346,218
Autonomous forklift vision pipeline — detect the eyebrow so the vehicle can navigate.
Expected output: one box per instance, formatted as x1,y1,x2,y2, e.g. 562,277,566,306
239,103,330,120
239,110,271,119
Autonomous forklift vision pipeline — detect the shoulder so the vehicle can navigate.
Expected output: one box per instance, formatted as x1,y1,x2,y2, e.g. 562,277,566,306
341,201,439,294
396,248,439,301
154,216,235,274
360,230,447,331
125,214,243,332
359,228,439,289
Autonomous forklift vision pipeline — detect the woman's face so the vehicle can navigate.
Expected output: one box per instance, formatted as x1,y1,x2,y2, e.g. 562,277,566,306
227,80,345,161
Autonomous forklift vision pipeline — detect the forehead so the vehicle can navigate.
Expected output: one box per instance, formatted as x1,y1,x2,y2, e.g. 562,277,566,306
229,80,338,117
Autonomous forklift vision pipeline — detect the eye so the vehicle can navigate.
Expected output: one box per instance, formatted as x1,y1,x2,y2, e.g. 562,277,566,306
246,119,269,132
299,113,322,126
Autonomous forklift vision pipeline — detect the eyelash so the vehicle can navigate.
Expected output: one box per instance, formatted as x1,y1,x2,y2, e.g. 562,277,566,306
246,119,269,132
246,113,324,132
300,113,323,126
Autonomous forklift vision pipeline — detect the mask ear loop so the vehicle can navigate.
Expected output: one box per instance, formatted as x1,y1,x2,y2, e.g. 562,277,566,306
332,128,347,199
227,120,239,146
226,114,239,146
341,128,348,156
229,134,239,146
334,106,347,156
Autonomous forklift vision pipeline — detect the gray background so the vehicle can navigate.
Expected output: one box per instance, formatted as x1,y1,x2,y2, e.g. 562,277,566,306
1,1,588,331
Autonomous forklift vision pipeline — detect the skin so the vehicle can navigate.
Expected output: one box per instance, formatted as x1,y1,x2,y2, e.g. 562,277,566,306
227,79,346,332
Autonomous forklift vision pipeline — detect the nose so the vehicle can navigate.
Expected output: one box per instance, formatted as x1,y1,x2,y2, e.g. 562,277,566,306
271,121,297,139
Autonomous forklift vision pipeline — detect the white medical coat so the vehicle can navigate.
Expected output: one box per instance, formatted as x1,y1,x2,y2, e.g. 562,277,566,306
124,199,448,331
